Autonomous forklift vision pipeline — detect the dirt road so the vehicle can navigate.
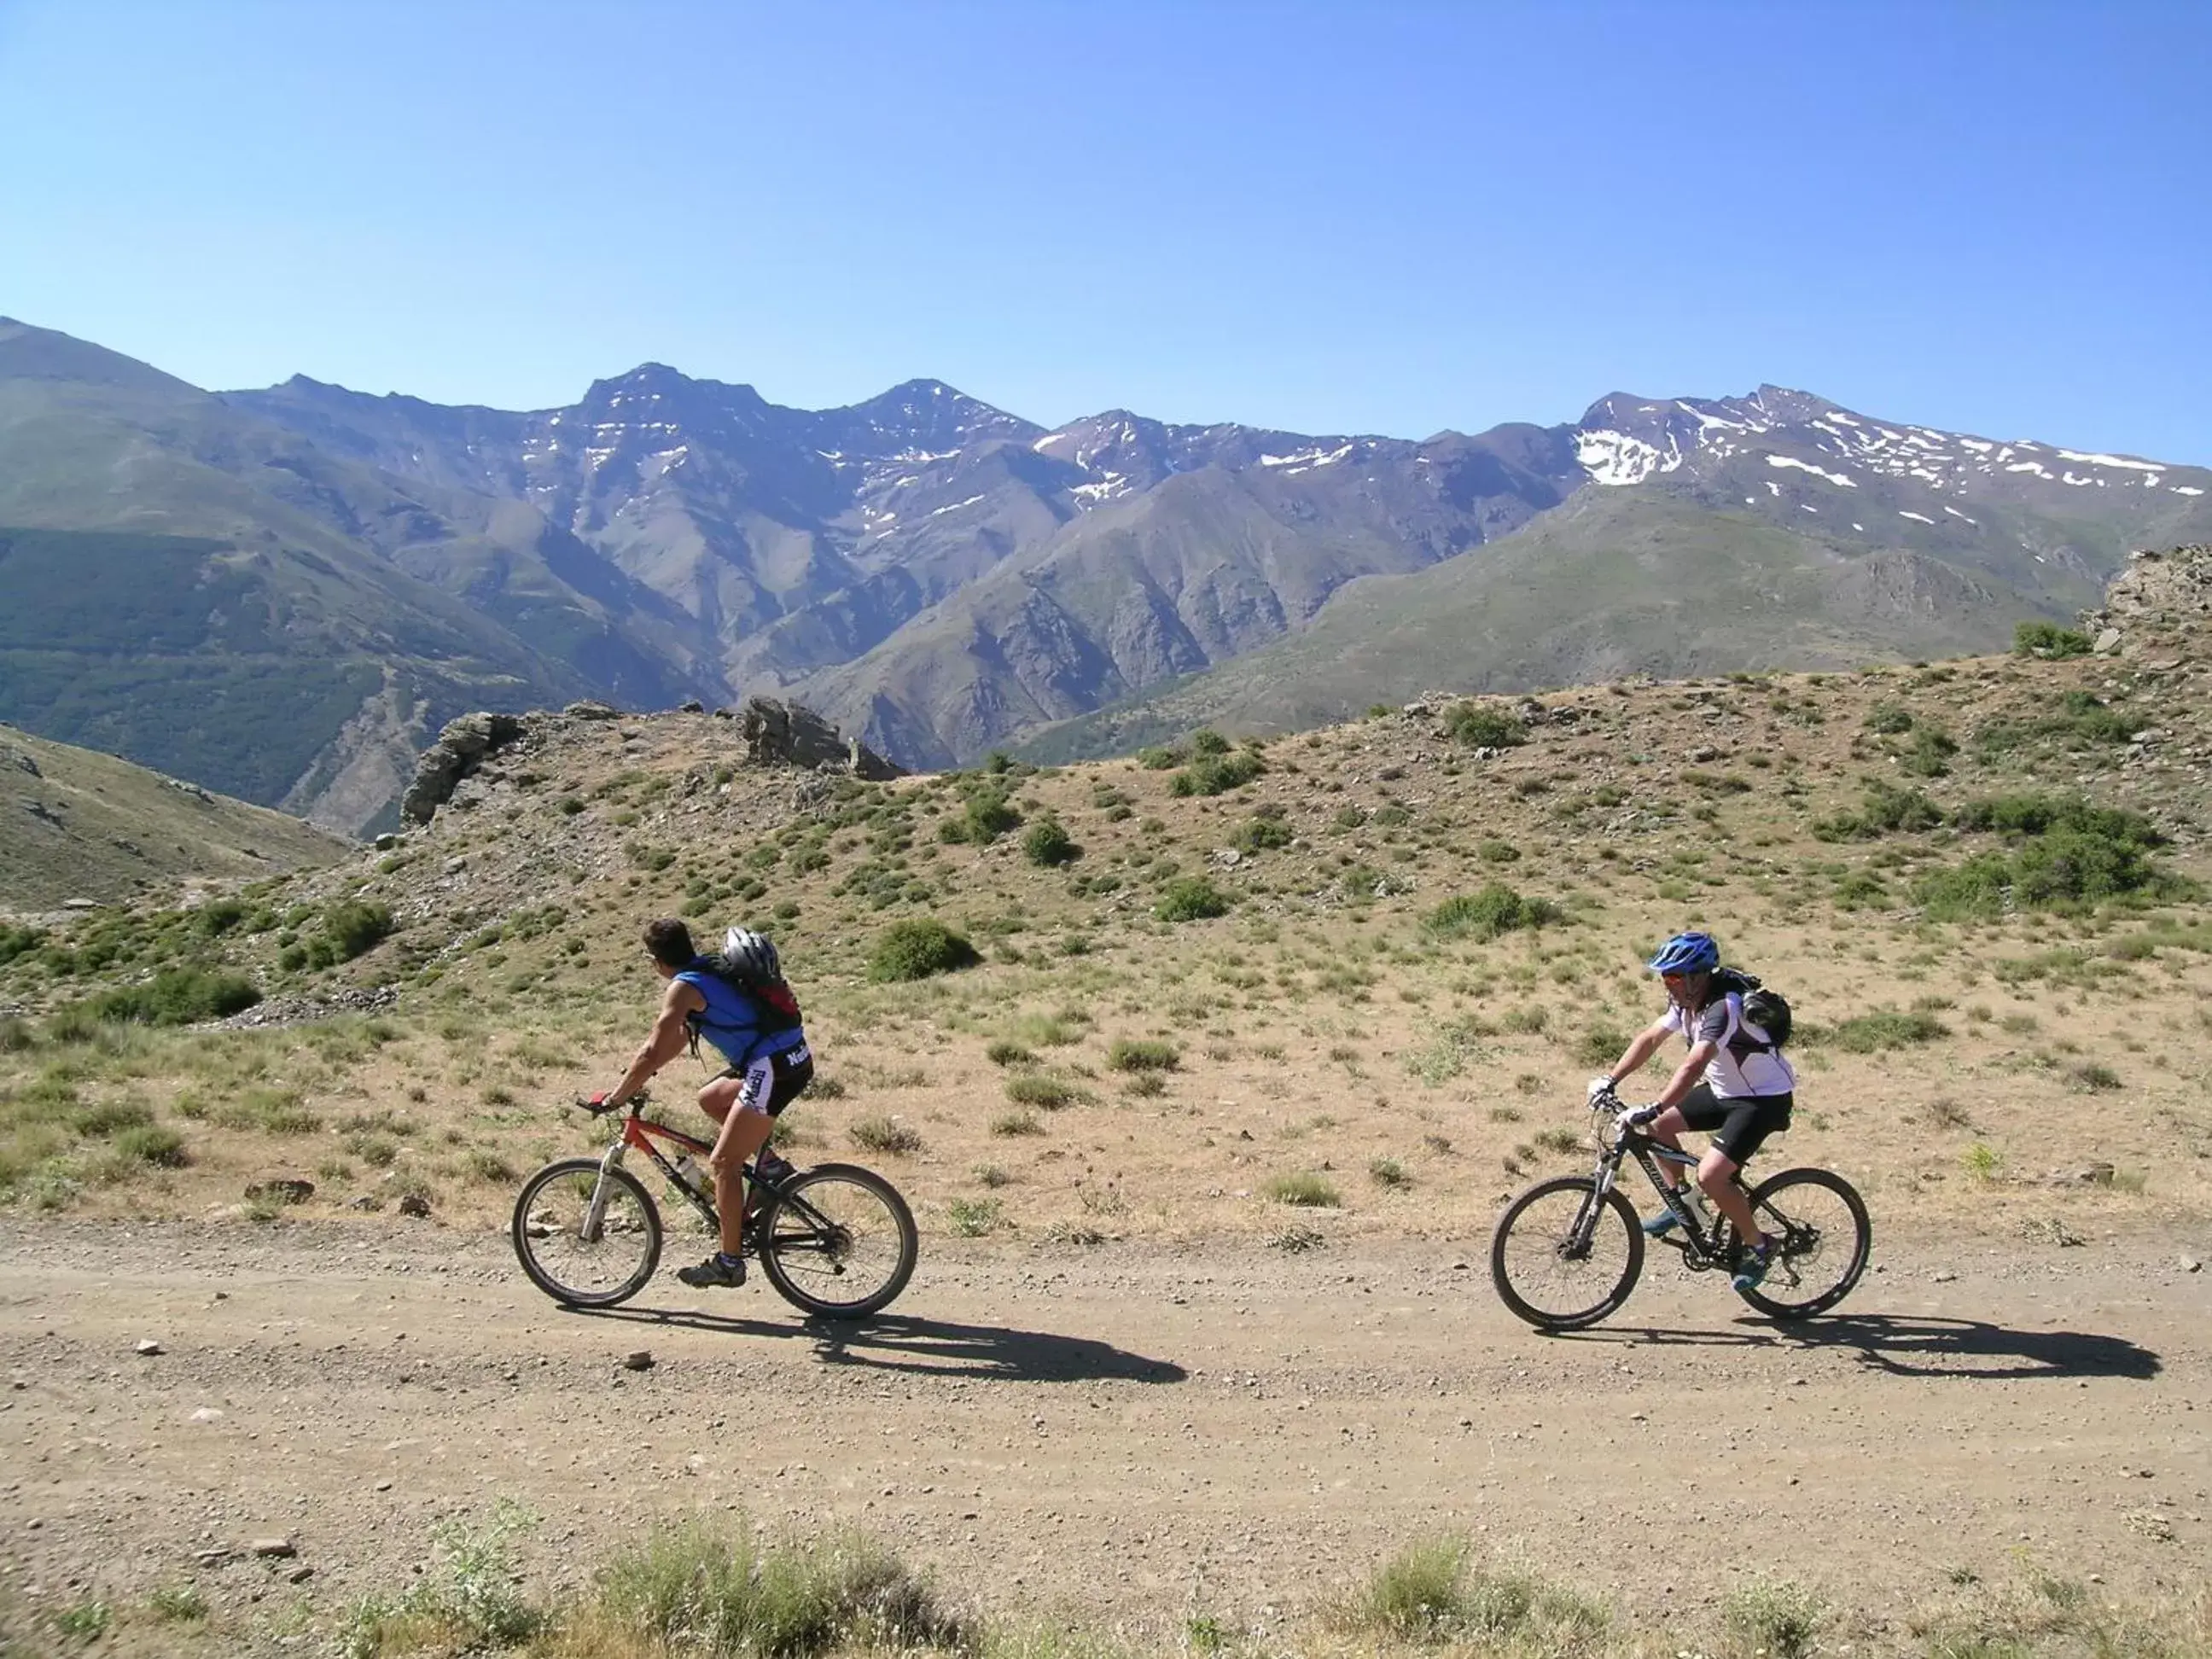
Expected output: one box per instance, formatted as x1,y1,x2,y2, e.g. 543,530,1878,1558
2,1218,2207,1649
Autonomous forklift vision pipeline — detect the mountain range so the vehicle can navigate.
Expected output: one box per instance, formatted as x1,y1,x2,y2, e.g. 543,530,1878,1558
3,315,2207,831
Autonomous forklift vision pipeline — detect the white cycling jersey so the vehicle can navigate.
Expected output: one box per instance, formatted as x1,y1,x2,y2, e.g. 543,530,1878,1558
1663,992,1796,1098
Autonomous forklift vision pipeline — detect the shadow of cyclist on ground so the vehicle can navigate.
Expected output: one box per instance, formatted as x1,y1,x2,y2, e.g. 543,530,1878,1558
559,1304,1186,1383
1557,1313,2158,1381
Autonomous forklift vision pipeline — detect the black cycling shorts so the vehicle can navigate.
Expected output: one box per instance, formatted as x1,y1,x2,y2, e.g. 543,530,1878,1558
719,1043,814,1118
1677,1083,1793,1166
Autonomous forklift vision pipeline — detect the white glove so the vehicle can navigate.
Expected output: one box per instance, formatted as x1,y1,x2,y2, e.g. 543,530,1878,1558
1586,1077,1616,1104
1618,1103,1661,1132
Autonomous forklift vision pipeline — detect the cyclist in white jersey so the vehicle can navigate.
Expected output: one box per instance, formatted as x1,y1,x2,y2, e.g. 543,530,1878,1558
1588,931,1796,1291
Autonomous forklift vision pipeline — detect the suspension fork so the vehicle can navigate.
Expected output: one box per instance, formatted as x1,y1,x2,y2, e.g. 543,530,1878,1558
1571,1148,1630,1247
580,1136,630,1243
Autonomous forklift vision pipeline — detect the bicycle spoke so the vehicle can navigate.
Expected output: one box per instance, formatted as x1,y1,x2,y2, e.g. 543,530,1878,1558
515,1164,659,1303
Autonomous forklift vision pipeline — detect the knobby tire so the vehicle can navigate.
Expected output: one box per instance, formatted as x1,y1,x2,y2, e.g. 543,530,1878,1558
756,1162,918,1320
1490,1174,1644,1331
511,1156,664,1308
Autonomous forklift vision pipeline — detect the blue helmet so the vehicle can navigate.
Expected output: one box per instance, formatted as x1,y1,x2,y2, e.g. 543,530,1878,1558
1648,931,1720,975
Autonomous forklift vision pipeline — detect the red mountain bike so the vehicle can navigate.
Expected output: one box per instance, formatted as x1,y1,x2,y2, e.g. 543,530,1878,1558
510,1094,917,1319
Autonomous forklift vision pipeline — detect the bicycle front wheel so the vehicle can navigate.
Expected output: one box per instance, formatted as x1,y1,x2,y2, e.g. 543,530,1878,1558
1733,1167,1871,1320
757,1163,917,1320
511,1157,663,1307
1490,1175,1644,1330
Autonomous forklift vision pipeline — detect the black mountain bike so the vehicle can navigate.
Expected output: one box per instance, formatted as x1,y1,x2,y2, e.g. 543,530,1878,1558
510,1094,918,1319
1490,1085,1870,1330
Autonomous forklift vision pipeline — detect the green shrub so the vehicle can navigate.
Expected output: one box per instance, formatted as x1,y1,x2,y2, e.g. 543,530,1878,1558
2014,620,2093,659
1423,885,1561,940
1004,1074,1087,1110
1189,728,1231,756
591,1517,958,1658
1167,751,1265,796
87,969,260,1027
1817,1008,1950,1053
1265,1171,1340,1208
114,1124,189,1167
864,920,980,982
1976,689,2138,754
1106,1038,1179,1073
1336,1539,1611,1647
989,1110,1044,1137
847,1115,923,1155
1020,820,1079,866
1476,838,1520,864
946,1197,1003,1237
0,923,47,966
1155,877,1231,923
196,897,247,935
1723,1580,1825,1659
72,1097,154,1137
1863,702,1915,735
320,899,394,961
1231,815,1294,853
1812,781,1944,841
1138,744,1186,770
1443,702,1528,748
984,1040,1035,1068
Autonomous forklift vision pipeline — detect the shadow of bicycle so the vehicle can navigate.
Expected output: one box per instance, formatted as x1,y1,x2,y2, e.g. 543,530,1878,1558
1564,1313,2159,1381
561,1304,1186,1384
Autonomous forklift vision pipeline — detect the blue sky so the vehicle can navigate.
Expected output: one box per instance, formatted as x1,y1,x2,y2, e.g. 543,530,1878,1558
3,0,2207,461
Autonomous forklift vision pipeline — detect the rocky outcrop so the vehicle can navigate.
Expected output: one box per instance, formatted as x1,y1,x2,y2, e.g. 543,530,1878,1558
737,697,902,780
2081,545,2212,644
399,713,526,825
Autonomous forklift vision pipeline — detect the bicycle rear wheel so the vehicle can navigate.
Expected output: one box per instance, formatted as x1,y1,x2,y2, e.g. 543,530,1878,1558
757,1163,917,1320
1732,1167,1871,1320
1490,1176,1644,1330
511,1157,663,1307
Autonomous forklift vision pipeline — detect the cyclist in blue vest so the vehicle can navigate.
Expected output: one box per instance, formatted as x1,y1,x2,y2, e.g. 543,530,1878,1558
599,918,812,1289
1589,931,1796,1292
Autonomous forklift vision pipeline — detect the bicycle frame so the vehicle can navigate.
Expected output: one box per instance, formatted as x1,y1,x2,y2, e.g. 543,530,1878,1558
580,1103,830,1252
1582,1117,1742,1271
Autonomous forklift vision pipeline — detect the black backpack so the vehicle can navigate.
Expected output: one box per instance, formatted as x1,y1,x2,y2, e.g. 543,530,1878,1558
1711,967,1792,1049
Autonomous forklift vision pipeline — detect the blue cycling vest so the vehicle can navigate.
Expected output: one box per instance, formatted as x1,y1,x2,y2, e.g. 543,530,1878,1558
673,958,807,1068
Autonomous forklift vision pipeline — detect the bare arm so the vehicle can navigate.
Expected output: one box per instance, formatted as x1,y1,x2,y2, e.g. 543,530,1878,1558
1602,1018,1677,1089
609,981,701,1103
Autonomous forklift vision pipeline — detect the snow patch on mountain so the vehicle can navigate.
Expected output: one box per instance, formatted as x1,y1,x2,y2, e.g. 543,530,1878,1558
1576,429,1679,486
1767,455,1857,489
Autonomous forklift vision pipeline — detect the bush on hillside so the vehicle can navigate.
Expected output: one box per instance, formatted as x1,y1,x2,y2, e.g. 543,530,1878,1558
1021,820,1079,867
1167,751,1265,796
0,924,46,967
865,919,981,982
320,899,394,962
1231,814,1295,853
1976,690,2137,754
1444,702,1528,748
1812,781,1945,841
1189,728,1231,757
1155,876,1231,923
1423,885,1562,941
938,791,1022,845
2014,620,2093,659
87,969,261,1027
1863,703,1915,735
1106,1038,1180,1074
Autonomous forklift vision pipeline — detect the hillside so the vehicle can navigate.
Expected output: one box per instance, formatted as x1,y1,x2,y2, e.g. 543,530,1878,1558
0,547,2206,1251
0,720,347,914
